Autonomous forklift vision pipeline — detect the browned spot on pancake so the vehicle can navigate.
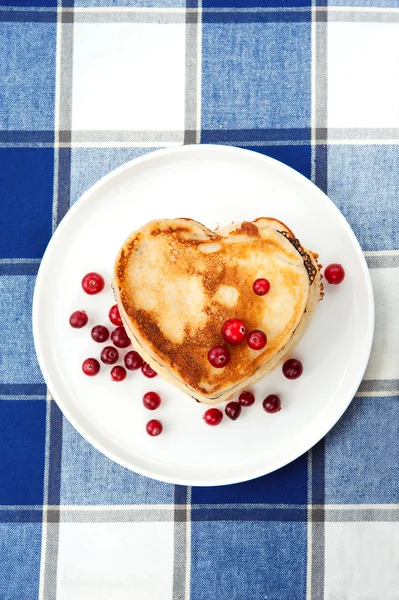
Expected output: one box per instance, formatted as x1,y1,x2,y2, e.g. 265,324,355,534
231,221,260,237
130,309,205,388
240,221,260,237
202,262,226,296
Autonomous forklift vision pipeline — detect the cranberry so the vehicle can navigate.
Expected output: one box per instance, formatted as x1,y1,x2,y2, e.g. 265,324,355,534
221,318,246,345
253,278,270,296
143,391,161,410
81,272,104,295
111,326,131,348
324,263,345,285
100,346,119,365
91,325,109,343
124,350,144,371
142,362,157,378
203,408,223,426
82,358,100,376
247,330,267,350
238,391,255,407
208,345,230,368
282,358,303,380
110,366,126,382
225,401,241,421
263,394,281,413
109,304,123,327
69,310,88,329
146,419,163,436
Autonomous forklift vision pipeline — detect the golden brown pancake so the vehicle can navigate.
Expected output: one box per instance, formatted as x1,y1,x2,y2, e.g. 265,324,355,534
113,218,321,404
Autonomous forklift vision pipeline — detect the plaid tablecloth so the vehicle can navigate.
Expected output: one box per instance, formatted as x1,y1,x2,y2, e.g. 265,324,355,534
1,1,399,599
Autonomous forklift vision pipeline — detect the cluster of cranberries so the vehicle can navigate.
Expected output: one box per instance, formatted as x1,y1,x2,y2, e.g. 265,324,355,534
203,357,302,426
70,272,161,435
208,278,270,369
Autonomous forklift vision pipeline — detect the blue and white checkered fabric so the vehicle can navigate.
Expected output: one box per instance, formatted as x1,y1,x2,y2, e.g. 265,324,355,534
1,1,398,599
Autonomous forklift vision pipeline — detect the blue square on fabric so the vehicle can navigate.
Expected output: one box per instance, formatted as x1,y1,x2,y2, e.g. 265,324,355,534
243,145,312,180
0,149,54,258
201,20,311,132
191,521,306,600
192,454,308,505
74,0,186,4
70,147,159,206
325,397,399,504
0,401,46,505
0,276,44,384
203,0,311,6
0,524,41,600
327,145,399,251
60,417,175,504
5,0,57,5
5,0,56,5
0,22,56,130
74,0,184,6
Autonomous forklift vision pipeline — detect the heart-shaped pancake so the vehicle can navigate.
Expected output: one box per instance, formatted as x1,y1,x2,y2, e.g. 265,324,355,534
114,218,321,404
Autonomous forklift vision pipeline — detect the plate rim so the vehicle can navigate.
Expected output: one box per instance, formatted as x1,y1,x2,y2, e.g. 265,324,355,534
33,144,375,486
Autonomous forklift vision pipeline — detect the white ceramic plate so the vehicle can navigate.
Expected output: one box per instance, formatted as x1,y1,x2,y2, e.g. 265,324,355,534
33,145,374,486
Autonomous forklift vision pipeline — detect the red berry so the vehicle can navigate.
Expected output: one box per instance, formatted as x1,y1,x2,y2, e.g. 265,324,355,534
203,408,223,426
100,346,119,365
146,419,163,436
110,365,126,382
263,394,281,413
124,350,144,371
225,401,241,421
109,304,123,327
208,345,230,368
247,330,267,350
221,318,247,345
282,358,303,380
111,326,131,348
69,310,88,329
142,362,157,378
253,278,270,296
324,263,345,285
238,391,255,407
143,391,161,410
81,272,104,295
91,325,109,343
82,358,100,376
